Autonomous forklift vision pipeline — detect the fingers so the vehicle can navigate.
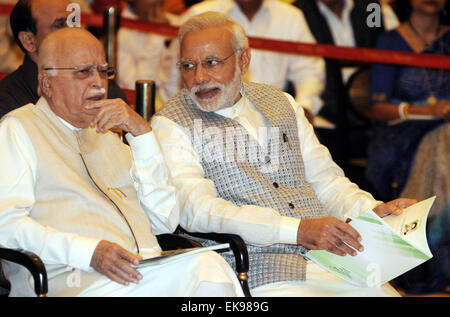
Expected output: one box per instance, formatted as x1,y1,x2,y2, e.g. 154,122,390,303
332,222,363,256
297,217,363,257
390,198,418,209
374,203,403,217
373,198,418,217
87,99,124,132
325,219,363,255
85,99,151,136
91,240,143,286
93,104,123,133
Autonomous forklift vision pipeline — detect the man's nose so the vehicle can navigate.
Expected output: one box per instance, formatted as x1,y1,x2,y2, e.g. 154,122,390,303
193,63,210,85
91,67,106,88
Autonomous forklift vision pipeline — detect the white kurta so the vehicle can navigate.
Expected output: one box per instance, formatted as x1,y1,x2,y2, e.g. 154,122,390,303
140,88,400,296
0,111,243,297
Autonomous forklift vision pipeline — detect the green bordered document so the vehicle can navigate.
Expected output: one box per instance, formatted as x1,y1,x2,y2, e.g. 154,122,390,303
306,196,435,287
134,243,230,268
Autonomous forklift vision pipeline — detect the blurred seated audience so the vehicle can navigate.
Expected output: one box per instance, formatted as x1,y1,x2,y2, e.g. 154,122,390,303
116,0,181,111
0,0,127,118
293,0,399,171
366,0,450,294
0,0,23,74
90,0,123,12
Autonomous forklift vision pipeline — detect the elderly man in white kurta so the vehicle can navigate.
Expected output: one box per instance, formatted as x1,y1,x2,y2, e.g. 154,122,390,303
0,27,244,297
142,12,417,297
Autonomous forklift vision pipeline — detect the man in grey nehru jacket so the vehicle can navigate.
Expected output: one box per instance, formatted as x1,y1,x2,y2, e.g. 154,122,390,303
140,11,417,297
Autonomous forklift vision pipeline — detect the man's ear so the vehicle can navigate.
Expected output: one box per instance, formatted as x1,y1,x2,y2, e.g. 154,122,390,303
238,47,251,75
38,70,52,97
18,31,38,53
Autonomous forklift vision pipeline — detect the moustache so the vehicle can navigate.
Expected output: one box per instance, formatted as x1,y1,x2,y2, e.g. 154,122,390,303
86,88,107,101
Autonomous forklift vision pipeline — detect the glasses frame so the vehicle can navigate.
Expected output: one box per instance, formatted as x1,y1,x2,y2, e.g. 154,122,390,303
43,63,116,80
176,52,237,74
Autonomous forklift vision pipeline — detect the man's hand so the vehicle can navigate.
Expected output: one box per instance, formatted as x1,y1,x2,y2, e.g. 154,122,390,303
297,217,364,256
373,198,418,218
85,98,152,136
90,240,143,286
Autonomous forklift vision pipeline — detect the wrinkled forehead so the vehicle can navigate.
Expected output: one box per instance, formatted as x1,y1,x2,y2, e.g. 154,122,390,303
180,26,234,59
44,36,106,67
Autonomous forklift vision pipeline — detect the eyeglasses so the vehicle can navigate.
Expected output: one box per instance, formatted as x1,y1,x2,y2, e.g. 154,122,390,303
44,63,116,80
176,52,236,74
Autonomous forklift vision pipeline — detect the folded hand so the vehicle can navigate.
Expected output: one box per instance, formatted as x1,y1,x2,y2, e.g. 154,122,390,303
85,99,152,136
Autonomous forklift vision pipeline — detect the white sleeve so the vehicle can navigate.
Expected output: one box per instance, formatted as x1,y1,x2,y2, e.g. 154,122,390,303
151,115,300,246
285,93,382,219
127,131,181,235
286,10,325,115
0,116,100,272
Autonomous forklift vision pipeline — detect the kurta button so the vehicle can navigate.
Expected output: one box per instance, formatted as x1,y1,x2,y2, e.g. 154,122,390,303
273,182,279,188
288,203,295,209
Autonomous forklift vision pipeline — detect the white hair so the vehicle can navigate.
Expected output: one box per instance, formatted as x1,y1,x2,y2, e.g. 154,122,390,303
178,11,249,52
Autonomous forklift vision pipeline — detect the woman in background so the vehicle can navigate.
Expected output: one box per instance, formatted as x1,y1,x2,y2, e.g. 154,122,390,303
366,0,449,294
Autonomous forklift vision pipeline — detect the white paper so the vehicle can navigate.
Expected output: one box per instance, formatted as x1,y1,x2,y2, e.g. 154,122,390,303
306,197,435,287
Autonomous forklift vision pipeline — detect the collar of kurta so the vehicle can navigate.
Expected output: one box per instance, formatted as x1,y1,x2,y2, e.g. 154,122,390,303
317,0,354,22
223,0,273,18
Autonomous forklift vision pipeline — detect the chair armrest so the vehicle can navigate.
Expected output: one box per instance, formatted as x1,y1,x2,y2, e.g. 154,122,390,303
0,248,47,297
156,233,202,251
177,229,251,297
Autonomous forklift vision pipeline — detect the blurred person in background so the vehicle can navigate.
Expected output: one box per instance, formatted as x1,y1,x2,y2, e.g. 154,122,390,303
292,0,399,179
116,0,182,112
366,0,450,295
0,0,23,74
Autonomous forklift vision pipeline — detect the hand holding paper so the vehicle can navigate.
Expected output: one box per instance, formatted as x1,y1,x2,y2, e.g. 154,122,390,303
373,198,419,218
306,197,436,287
297,217,363,257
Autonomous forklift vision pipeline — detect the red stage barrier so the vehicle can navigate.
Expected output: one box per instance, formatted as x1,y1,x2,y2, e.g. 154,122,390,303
1,3,450,70
122,88,135,104
1,2,450,103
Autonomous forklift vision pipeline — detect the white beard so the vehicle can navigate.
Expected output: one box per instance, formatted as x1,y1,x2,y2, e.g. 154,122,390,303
186,63,242,112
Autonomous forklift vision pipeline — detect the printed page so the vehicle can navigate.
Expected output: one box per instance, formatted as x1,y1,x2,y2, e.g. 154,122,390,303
306,198,434,287
382,196,435,256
